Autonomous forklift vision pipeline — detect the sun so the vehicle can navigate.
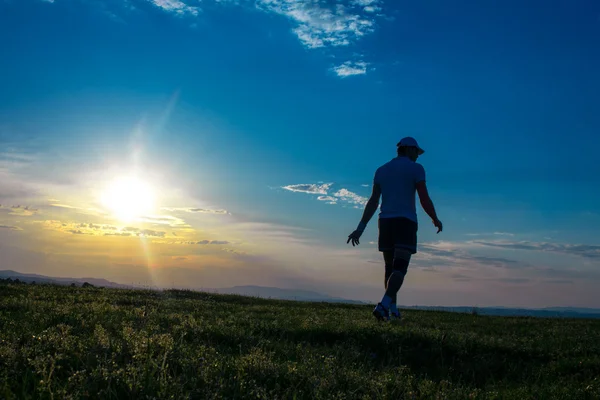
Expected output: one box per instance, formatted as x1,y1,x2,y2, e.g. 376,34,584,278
100,176,155,222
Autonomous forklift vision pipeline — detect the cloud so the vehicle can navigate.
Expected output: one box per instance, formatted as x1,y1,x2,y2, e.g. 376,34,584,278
139,229,166,237
282,183,368,208
472,240,600,260
415,241,600,288
317,195,337,204
363,6,380,13
160,207,229,215
149,0,201,17
9,205,38,216
332,188,368,207
496,278,531,284
196,240,230,245
256,0,381,49
38,220,167,238
188,208,228,214
0,205,38,217
545,279,573,284
465,232,515,237
332,61,368,77
139,215,190,227
0,224,22,231
451,273,472,282
351,0,378,5
50,204,76,209
49,203,107,217
121,226,166,237
416,242,526,271
223,248,248,255
164,239,231,245
282,183,333,195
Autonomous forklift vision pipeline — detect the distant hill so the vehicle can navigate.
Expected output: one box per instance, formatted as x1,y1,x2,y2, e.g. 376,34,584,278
0,270,131,289
0,271,364,304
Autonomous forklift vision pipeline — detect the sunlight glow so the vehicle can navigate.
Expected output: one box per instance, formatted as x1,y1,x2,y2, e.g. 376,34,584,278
100,176,156,222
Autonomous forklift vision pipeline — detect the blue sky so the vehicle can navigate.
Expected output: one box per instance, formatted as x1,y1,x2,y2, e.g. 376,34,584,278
1,0,599,308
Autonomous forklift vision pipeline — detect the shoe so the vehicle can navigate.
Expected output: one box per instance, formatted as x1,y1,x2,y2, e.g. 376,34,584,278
390,310,402,321
372,303,390,322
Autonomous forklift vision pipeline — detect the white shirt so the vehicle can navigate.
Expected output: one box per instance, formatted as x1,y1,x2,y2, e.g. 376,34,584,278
373,156,426,223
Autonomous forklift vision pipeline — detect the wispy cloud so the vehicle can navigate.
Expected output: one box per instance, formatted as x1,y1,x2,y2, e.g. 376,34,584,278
0,205,38,217
282,183,333,195
49,204,77,209
351,0,378,5
332,188,367,207
0,224,22,231
49,203,107,217
465,232,515,237
282,182,368,208
332,60,368,77
126,227,167,237
257,0,382,49
165,239,231,245
415,241,600,288
149,0,201,17
417,242,522,270
472,240,600,260
198,239,230,245
161,207,229,215
317,195,337,204
139,215,190,228
38,220,168,238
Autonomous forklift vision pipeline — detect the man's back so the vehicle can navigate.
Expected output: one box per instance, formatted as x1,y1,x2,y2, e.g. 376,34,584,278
374,156,426,223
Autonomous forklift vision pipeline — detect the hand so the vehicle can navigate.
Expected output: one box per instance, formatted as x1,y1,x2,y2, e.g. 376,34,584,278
433,218,443,234
347,230,362,246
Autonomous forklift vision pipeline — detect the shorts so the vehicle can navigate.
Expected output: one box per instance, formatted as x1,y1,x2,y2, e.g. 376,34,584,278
378,217,418,254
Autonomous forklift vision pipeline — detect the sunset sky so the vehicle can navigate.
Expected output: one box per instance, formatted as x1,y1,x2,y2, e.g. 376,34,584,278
1,0,599,308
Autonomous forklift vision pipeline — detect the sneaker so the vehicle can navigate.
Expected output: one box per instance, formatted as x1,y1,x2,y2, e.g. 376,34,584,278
372,303,390,322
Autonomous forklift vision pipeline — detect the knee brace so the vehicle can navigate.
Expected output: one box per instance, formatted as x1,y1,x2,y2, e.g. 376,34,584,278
393,248,411,274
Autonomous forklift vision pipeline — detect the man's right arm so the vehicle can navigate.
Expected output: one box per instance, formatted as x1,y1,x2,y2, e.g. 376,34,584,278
416,181,442,233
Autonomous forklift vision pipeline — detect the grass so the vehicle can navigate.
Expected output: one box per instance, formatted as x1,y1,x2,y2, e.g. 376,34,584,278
1,282,599,399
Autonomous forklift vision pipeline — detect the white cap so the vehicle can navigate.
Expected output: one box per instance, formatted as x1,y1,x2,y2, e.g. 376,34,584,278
397,136,424,155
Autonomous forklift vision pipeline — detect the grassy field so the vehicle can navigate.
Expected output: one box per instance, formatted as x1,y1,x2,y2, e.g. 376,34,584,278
1,281,599,399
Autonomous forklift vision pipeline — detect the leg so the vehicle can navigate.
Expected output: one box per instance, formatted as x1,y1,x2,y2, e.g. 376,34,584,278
383,251,397,309
383,247,411,302
383,251,394,289
373,218,416,321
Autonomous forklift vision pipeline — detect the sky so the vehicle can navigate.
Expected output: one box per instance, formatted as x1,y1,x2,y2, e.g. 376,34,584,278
1,0,599,308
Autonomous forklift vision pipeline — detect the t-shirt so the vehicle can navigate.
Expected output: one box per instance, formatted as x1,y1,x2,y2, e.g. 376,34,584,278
373,156,426,223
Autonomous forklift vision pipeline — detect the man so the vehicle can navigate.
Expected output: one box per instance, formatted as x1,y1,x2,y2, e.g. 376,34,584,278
347,137,442,321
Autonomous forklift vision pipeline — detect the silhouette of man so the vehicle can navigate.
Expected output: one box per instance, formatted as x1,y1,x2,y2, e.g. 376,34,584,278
347,137,442,321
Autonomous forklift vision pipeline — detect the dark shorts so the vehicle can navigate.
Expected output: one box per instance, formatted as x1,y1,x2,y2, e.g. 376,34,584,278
378,217,418,254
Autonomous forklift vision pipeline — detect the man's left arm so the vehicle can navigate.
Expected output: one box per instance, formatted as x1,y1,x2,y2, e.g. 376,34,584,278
347,183,381,246
359,183,381,227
